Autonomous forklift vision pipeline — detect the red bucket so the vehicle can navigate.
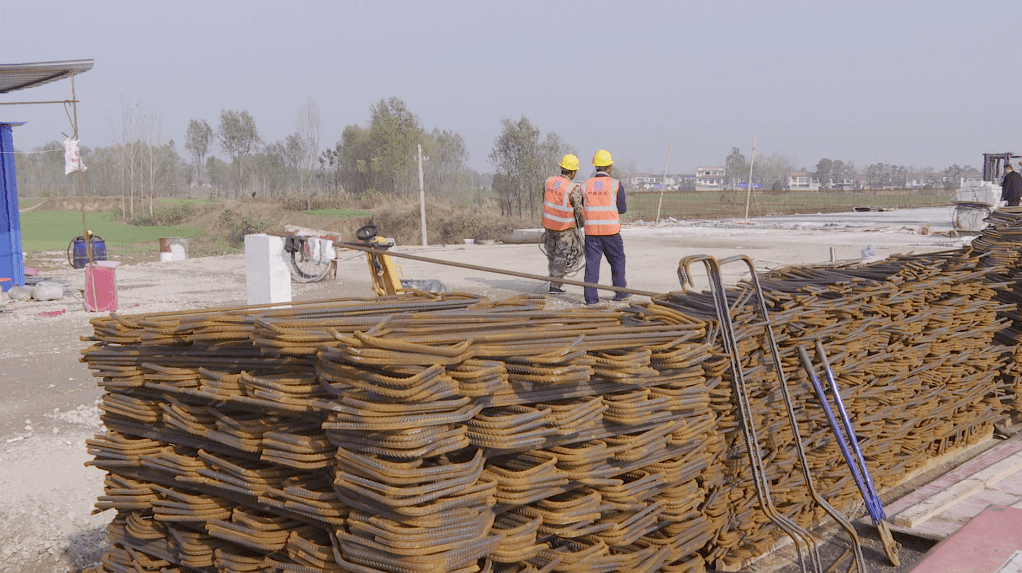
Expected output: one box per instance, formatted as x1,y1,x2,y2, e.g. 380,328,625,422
84,262,119,312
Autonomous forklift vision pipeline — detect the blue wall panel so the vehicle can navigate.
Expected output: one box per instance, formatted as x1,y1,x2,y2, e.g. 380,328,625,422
0,123,24,290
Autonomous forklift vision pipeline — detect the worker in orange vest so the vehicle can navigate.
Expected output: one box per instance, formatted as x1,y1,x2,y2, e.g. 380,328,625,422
583,149,628,305
542,154,584,293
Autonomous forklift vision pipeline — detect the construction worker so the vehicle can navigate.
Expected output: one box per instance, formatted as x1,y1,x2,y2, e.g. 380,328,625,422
583,149,628,304
542,154,584,293
1002,163,1022,207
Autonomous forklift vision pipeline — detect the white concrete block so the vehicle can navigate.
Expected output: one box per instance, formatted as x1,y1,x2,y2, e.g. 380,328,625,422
245,234,291,306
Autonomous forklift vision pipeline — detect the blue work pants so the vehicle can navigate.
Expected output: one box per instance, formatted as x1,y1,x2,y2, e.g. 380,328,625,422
584,233,626,304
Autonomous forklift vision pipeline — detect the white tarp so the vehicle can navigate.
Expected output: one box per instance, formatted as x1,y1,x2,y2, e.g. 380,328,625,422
954,205,992,232
63,138,87,174
309,238,335,265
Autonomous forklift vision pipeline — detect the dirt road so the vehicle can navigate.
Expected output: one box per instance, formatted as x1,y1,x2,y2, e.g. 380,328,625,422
0,207,968,572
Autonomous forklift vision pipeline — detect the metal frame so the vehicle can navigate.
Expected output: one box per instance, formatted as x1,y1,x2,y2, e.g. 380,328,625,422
0,60,96,305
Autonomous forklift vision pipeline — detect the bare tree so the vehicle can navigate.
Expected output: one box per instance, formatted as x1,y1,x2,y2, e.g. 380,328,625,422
725,147,749,191
279,134,304,197
424,129,470,197
139,106,165,216
489,117,570,217
216,109,261,198
295,97,321,208
755,152,799,191
253,142,288,198
814,158,833,190
113,95,144,218
184,119,213,187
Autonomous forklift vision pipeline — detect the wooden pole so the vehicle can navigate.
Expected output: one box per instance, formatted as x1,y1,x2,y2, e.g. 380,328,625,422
71,71,91,264
417,144,427,246
71,70,100,310
654,143,672,225
744,135,757,221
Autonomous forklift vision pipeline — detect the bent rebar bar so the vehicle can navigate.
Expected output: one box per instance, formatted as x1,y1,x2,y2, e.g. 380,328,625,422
680,254,821,573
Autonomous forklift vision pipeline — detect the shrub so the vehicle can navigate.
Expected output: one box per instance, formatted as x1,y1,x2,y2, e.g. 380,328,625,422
220,210,271,246
128,204,195,226
369,196,531,245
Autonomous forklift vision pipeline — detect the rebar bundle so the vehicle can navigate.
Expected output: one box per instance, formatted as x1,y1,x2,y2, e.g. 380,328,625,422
657,237,1017,567
82,292,728,573
80,210,1022,572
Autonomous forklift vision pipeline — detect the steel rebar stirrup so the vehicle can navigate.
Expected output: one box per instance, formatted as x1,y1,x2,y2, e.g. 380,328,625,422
718,255,866,573
679,254,822,573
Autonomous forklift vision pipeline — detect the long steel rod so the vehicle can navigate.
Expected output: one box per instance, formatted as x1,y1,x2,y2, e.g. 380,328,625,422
338,242,663,298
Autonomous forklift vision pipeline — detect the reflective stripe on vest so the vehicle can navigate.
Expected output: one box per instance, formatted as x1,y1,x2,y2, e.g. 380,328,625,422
542,176,577,231
584,176,621,235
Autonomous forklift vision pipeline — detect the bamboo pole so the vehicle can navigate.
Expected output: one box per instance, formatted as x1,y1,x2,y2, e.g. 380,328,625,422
744,135,757,221
70,70,100,311
654,143,672,225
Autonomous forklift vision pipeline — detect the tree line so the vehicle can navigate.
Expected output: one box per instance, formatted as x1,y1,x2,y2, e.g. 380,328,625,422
13,95,575,220
14,94,982,223
724,146,977,191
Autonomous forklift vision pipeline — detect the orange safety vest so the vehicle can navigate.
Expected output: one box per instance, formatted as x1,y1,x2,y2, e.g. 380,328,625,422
542,176,578,231
584,176,621,235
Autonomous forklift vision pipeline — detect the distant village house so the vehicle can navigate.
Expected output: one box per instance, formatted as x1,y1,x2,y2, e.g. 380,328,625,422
626,173,696,191
695,167,725,191
787,172,820,192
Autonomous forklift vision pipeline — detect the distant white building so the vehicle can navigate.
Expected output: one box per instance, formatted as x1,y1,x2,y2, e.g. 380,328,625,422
832,177,857,191
626,173,688,191
695,167,725,191
787,172,820,191
627,173,654,189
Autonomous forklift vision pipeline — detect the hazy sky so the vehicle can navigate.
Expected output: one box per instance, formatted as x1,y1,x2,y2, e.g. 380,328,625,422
3,1,1020,174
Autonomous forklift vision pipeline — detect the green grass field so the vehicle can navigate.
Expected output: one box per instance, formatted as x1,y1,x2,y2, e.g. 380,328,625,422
624,188,957,221
19,211,202,252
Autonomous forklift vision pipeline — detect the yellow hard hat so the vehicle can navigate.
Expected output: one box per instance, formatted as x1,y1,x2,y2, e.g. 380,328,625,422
592,149,613,167
559,154,580,171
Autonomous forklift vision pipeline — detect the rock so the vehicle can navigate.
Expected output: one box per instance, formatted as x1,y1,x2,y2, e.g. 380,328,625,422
7,285,33,301
33,281,64,301
400,279,447,293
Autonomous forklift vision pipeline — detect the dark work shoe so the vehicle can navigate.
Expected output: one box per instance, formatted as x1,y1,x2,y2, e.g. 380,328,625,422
612,292,633,301
549,286,566,294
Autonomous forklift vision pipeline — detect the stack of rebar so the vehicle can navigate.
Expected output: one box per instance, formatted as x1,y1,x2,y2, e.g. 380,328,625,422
82,293,728,573
656,245,1014,567
969,207,1022,412
81,209,1022,572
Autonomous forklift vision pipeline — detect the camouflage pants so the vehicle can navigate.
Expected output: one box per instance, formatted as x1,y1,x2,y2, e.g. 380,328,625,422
545,229,578,289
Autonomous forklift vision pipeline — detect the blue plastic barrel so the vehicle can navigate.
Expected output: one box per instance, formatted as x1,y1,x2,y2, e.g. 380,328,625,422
68,235,107,269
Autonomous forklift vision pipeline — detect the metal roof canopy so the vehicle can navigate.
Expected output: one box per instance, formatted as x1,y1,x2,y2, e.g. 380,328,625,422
0,59,93,95
0,59,99,300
